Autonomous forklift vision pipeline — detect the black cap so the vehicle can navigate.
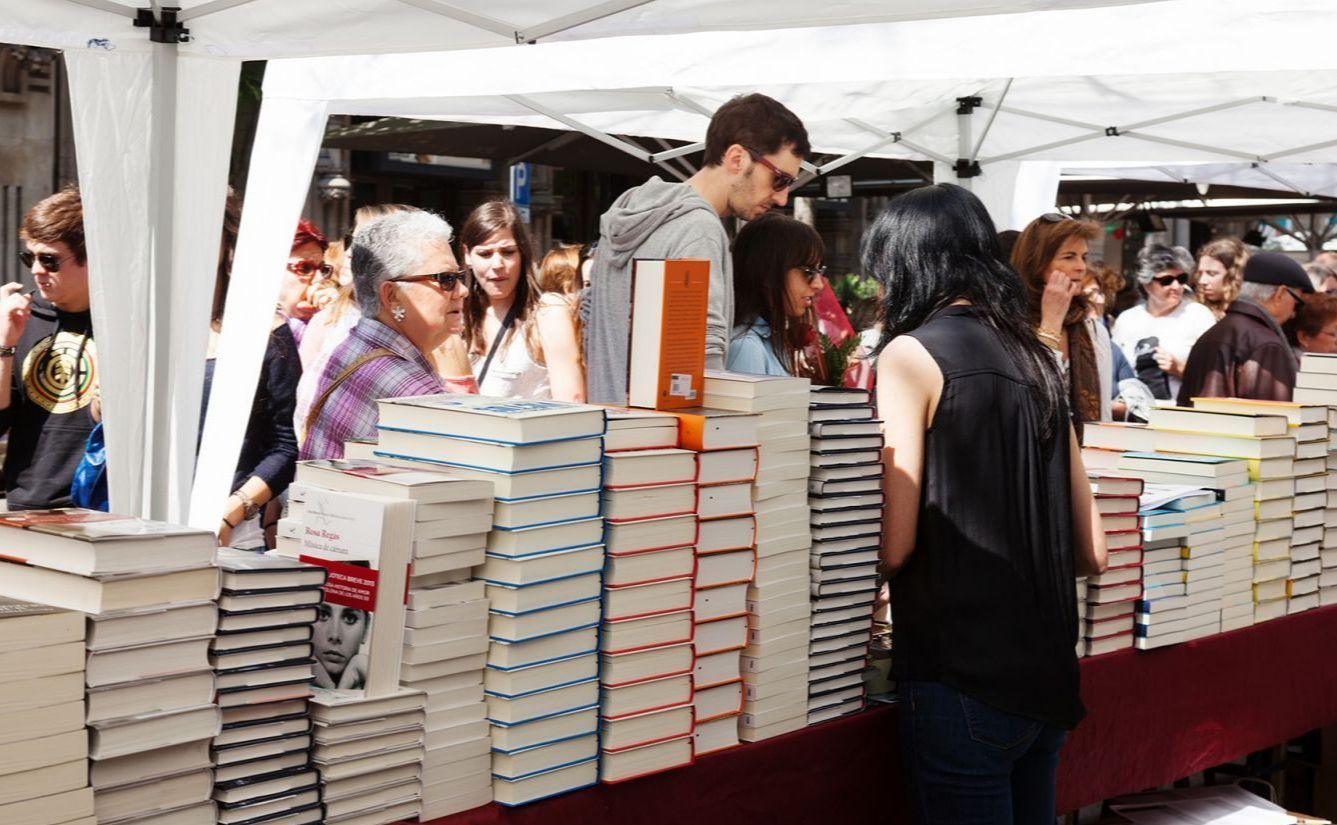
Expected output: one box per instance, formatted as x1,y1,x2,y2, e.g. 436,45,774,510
1243,252,1314,293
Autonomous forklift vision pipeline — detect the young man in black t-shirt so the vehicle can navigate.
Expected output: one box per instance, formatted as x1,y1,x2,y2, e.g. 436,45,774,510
0,186,98,509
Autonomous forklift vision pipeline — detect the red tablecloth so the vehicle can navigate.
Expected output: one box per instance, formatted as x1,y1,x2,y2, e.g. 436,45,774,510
420,605,1337,824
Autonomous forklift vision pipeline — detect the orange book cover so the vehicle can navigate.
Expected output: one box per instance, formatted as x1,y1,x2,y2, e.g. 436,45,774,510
666,408,759,451
628,259,709,410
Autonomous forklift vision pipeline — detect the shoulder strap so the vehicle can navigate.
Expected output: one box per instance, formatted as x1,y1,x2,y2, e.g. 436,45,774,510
476,301,522,388
302,347,397,444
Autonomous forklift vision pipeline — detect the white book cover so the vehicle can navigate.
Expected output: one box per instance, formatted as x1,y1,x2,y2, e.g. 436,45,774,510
295,489,415,699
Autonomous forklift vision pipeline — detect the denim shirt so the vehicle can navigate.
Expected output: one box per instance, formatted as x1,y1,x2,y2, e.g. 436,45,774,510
727,318,791,377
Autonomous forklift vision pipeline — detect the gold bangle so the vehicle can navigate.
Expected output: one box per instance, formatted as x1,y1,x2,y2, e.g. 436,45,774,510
1036,327,1062,349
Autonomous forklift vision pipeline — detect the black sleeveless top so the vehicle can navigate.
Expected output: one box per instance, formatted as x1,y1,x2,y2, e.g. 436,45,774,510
891,305,1084,729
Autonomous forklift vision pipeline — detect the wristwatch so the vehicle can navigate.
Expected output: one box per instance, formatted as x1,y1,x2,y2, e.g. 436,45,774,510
233,489,262,521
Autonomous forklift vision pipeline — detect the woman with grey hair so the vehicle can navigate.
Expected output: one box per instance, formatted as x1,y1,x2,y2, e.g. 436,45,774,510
298,209,475,460
1111,243,1217,399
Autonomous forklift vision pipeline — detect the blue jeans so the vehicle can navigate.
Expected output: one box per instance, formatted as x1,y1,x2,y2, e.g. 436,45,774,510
899,680,1068,825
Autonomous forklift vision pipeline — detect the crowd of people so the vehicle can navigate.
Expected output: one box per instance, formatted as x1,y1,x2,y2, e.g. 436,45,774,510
6,89,1337,824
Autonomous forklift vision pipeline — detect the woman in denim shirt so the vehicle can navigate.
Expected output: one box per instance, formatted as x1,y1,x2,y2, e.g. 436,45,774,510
726,213,826,377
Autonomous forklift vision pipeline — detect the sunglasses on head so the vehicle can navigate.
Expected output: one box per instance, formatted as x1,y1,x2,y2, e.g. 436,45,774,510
393,267,473,291
742,146,797,192
1039,212,1072,223
19,250,79,273
286,259,335,282
1152,273,1190,287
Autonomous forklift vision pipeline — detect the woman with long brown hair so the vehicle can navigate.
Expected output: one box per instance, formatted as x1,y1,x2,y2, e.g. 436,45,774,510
460,201,585,401
726,213,825,378
1195,236,1247,320
1011,213,1109,425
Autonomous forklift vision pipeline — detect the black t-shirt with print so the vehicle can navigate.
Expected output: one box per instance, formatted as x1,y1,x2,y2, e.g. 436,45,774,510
0,296,97,509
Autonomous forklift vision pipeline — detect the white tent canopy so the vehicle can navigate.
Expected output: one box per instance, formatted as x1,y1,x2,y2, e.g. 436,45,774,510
6,0,1331,525
3,0,1156,524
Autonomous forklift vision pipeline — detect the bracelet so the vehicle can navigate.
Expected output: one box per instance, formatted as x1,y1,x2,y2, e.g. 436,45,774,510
1035,327,1062,351
222,515,239,529
232,489,262,521
0,345,15,358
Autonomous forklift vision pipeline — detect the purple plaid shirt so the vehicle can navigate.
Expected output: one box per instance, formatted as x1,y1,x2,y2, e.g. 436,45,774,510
299,318,443,460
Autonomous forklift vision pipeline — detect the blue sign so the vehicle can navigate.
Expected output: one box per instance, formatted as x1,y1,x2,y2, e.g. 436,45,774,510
510,163,531,207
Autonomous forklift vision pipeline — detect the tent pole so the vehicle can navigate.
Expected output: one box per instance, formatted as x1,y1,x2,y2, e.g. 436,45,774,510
392,0,516,39
504,94,653,161
954,96,981,187
970,78,1011,163
518,0,655,43
650,142,704,163
144,39,177,519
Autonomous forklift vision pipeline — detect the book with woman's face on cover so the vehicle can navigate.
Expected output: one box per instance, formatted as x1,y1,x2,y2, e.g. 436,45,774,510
293,487,415,699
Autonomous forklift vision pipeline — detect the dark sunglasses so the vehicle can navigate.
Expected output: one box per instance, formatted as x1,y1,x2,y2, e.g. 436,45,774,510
286,259,335,282
799,265,827,284
19,250,79,272
393,267,472,291
742,146,797,192
1152,273,1190,287
1039,212,1071,223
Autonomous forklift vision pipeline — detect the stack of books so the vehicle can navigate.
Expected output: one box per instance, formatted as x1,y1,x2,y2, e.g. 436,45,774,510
1136,483,1221,649
1290,359,1337,611
0,510,222,824
805,385,881,721
371,395,607,806
1147,407,1294,629
310,689,426,825
1081,474,1145,655
405,577,492,818
702,371,813,742
289,460,498,818
1191,398,1330,618
1085,473,1149,652
597,408,702,780
0,599,93,825
675,407,762,758
211,549,326,825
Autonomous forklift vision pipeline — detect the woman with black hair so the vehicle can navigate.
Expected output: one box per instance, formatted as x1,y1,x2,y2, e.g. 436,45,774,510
726,213,825,377
867,184,1106,825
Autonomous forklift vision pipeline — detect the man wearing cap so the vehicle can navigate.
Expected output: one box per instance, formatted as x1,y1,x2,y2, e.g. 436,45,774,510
1178,251,1313,405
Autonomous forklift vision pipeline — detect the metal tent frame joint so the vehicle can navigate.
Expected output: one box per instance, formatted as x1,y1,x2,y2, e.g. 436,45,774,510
134,7,191,43
954,158,982,178
1105,126,1120,137
956,95,982,115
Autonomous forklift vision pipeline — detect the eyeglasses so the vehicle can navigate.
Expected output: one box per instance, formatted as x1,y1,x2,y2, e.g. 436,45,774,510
392,268,473,291
799,265,827,284
19,250,79,273
1285,287,1307,304
287,259,335,282
1152,273,1190,287
742,146,797,192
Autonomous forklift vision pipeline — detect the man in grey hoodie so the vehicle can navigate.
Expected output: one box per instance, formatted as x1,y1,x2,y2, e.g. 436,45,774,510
584,93,810,403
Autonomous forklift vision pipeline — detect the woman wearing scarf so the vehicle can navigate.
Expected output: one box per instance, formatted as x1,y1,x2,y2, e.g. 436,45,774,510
1011,213,1108,432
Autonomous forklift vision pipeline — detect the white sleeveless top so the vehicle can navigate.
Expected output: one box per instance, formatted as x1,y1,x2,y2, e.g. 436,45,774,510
471,329,551,400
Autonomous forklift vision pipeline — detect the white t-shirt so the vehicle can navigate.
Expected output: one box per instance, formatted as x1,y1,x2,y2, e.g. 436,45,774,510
1111,299,1218,400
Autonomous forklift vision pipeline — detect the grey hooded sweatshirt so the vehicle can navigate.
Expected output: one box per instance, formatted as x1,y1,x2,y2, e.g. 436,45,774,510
584,177,732,404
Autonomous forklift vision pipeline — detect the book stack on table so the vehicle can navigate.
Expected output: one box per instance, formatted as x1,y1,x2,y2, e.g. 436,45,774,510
289,461,498,818
702,371,813,742
1191,397,1332,616
310,689,426,825
596,409,702,781
674,407,762,758
371,395,608,807
211,549,326,825
0,599,94,825
0,511,222,825
805,385,881,722
1080,474,1145,656
1146,407,1298,630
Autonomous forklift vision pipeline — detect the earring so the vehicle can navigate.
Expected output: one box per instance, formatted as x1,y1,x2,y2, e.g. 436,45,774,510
391,305,407,322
